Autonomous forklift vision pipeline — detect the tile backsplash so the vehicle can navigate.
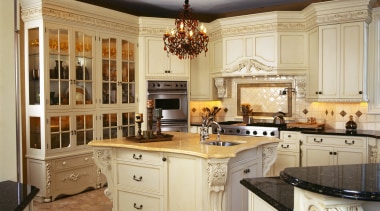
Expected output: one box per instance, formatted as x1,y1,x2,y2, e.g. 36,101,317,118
190,76,380,131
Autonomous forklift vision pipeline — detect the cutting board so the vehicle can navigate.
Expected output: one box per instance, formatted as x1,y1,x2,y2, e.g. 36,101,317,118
287,122,324,129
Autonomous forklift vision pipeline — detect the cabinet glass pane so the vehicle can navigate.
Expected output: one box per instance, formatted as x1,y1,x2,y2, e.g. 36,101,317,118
50,115,71,149
76,114,93,146
28,28,40,105
122,112,135,137
48,28,70,106
30,117,41,149
121,39,135,104
75,31,93,106
102,38,117,105
102,113,117,139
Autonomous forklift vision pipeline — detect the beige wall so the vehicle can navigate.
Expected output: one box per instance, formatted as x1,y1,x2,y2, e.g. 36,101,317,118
0,0,18,181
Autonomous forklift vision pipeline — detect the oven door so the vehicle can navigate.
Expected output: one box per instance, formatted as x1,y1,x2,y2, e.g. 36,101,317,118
147,92,188,121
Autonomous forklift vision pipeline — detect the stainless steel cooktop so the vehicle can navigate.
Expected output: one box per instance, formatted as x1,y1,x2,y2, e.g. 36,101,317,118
211,121,286,137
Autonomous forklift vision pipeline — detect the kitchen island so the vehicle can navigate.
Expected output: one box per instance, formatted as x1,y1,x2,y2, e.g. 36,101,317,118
241,163,380,211
89,132,280,211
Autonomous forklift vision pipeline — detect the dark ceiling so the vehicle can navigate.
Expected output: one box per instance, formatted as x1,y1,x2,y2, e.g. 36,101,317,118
76,0,334,22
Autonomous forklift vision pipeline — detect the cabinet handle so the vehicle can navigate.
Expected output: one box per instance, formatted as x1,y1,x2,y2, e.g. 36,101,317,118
133,175,143,181
313,138,323,143
345,140,355,145
281,144,289,149
133,154,142,160
133,203,143,210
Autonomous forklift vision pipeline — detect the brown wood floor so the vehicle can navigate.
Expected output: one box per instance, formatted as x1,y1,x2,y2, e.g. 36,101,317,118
33,187,112,211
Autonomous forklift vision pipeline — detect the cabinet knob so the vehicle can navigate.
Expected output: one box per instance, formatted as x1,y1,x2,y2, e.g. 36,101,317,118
359,91,363,94
243,169,250,174
162,157,167,162
84,157,88,161
287,135,291,138
313,138,323,143
62,161,66,165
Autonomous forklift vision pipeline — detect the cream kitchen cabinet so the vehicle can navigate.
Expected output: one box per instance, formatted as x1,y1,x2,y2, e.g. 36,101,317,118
210,31,306,76
301,135,368,167
21,0,138,202
190,55,213,100
145,37,190,78
368,8,380,113
269,131,300,176
307,22,368,101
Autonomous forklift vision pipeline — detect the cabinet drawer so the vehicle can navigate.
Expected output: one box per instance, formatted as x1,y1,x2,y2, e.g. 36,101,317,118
305,136,365,147
118,191,162,211
280,131,299,141
116,149,163,165
117,163,162,194
52,165,97,196
52,153,93,170
277,142,299,152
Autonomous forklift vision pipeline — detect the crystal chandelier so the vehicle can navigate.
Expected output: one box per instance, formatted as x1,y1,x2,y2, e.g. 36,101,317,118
163,0,209,59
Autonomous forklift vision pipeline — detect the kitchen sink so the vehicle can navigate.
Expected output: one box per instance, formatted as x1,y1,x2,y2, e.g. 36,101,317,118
203,141,241,146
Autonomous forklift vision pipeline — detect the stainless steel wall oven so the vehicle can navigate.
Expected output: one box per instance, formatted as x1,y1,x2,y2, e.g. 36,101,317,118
147,81,188,132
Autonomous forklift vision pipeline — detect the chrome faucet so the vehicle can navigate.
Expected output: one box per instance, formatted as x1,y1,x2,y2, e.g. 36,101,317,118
200,116,222,143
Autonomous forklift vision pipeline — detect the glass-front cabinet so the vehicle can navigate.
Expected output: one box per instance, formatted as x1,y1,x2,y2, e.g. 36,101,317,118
100,34,136,107
22,7,137,201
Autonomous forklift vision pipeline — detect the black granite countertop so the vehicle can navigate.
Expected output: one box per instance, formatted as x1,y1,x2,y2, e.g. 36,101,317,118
240,177,293,211
0,180,39,211
280,163,380,201
282,128,380,138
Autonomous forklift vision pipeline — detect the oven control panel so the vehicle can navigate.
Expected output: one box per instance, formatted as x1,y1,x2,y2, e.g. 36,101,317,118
148,81,187,90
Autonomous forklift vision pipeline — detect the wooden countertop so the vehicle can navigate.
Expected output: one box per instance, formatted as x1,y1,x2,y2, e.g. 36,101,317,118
88,132,281,159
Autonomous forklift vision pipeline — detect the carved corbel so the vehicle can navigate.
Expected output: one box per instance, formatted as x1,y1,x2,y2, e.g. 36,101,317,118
262,143,279,176
207,158,229,211
214,78,226,98
93,148,113,200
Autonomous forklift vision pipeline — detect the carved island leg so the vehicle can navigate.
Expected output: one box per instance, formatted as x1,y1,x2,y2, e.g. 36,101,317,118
207,158,229,211
262,143,279,176
93,148,113,201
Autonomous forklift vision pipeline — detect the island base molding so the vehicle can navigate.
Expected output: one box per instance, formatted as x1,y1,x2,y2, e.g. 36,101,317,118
294,187,364,211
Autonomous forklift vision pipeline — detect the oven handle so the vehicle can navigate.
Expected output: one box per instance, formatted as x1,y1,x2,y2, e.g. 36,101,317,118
148,91,187,95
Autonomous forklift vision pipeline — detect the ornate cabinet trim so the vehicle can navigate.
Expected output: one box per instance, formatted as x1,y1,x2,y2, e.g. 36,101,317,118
207,158,229,211
93,148,113,200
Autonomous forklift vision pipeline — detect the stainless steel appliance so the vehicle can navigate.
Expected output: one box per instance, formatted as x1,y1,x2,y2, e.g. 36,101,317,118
147,81,188,132
211,121,286,138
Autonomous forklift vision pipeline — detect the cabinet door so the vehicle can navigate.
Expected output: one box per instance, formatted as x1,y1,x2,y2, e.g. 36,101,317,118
335,148,367,165
302,145,333,167
319,24,340,99
73,112,95,147
146,37,189,77
100,111,136,139
307,28,320,99
47,26,71,108
340,22,365,99
190,55,212,99
165,153,204,211
271,152,299,176
73,30,95,107
100,34,136,107
47,114,72,152
228,160,259,211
